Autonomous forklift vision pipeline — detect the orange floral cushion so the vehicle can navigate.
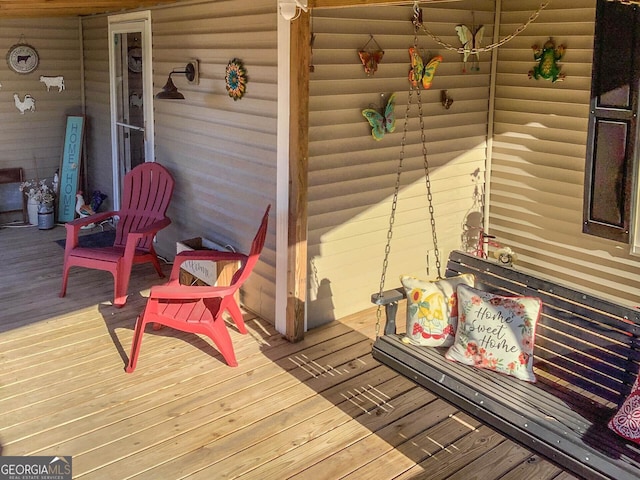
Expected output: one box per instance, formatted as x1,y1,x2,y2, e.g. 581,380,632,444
400,274,475,347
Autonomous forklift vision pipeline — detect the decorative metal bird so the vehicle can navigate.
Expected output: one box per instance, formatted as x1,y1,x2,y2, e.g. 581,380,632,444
76,192,96,229
75,192,95,217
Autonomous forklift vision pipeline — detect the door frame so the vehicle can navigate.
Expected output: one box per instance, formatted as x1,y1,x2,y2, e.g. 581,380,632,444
108,10,155,210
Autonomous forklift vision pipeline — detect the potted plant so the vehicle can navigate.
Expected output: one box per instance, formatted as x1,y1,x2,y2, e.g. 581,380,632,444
19,178,55,226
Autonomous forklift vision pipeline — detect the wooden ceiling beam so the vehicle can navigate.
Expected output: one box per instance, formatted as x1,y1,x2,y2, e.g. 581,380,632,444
0,0,183,17
309,0,460,8
0,0,463,18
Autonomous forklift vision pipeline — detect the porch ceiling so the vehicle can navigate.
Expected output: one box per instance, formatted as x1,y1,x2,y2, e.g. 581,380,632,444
0,0,466,18
0,0,187,18
309,0,462,6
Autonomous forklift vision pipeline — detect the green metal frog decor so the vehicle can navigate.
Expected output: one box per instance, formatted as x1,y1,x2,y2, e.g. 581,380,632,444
529,38,565,82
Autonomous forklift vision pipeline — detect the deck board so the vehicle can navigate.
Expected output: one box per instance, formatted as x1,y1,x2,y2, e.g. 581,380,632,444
0,224,580,478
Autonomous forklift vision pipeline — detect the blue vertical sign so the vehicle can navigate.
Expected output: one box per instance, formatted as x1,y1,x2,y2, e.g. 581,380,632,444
57,115,84,222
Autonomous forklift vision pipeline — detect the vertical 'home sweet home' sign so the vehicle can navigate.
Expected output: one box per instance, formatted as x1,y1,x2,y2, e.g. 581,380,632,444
57,116,84,222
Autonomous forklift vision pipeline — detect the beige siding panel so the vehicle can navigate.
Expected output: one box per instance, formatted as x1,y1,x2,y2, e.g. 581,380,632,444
488,0,640,307
80,16,112,216
79,1,277,323
308,1,492,327
0,17,82,223
150,0,277,323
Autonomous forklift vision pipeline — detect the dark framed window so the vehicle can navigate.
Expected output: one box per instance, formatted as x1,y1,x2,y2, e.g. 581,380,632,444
583,0,640,242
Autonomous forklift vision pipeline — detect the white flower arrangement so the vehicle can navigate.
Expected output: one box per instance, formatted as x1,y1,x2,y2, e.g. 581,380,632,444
19,178,55,204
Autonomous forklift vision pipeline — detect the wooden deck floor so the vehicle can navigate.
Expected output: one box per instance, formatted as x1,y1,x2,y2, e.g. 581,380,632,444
0,224,580,479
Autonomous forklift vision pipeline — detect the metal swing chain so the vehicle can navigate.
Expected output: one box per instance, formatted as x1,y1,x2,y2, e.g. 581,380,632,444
375,85,414,339
416,87,442,280
415,1,551,55
375,17,442,337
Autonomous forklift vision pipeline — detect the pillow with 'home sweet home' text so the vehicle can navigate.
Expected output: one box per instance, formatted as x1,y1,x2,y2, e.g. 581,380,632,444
445,284,542,382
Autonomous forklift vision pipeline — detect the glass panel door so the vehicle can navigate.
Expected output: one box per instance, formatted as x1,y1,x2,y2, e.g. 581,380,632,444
108,12,154,209
114,32,145,172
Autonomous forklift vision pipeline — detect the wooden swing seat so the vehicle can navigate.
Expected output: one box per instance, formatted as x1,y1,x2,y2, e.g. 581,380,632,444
372,250,640,480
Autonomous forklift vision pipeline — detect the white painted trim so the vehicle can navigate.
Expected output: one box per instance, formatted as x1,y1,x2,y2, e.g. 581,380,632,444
108,11,155,210
631,107,640,254
631,170,640,255
275,13,292,335
484,0,501,235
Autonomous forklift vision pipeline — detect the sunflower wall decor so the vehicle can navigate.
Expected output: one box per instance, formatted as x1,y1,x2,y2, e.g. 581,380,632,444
225,58,248,101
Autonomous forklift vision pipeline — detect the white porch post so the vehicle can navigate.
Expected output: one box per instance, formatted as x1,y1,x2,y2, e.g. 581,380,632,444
276,12,292,335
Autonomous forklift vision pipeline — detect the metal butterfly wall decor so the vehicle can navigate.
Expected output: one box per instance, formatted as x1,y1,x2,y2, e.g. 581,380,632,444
455,24,485,73
408,47,443,89
358,35,384,76
441,90,453,109
362,92,396,141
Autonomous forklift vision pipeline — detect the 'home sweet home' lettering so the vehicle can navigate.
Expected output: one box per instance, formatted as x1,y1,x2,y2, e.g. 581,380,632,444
469,306,519,354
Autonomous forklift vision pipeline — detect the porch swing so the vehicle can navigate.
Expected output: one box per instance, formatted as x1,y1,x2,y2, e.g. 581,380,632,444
369,0,494,344
369,50,443,340
368,4,640,479
370,0,481,369
370,0,552,339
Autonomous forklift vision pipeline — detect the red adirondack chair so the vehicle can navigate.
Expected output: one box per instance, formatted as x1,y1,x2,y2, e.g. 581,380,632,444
125,205,270,372
60,162,175,307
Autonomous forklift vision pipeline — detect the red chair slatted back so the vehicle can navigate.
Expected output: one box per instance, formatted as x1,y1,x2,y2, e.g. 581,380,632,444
230,205,270,287
114,163,175,250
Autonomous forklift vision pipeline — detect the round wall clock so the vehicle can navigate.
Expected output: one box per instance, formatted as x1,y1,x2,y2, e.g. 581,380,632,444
128,47,142,73
6,43,39,74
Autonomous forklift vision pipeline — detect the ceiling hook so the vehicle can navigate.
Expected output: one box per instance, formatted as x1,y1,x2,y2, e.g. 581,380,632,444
412,2,423,28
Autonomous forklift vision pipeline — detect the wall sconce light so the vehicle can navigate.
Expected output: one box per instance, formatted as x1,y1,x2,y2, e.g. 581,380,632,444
155,60,200,100
279,0,307,21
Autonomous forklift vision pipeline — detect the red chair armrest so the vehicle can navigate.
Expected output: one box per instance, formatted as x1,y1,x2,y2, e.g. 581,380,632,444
121,216,170,249
120,217,171,260
63,211,118,251
150,283,237,300
129,216,171,236
66,211,117,230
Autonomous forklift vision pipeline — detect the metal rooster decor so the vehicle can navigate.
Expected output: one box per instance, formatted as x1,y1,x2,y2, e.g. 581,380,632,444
76,192,96,229
14,93,35,114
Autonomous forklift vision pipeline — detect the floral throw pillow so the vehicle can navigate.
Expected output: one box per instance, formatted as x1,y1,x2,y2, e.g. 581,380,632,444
609,372,640,444
445,284,541,382
400,274,475,347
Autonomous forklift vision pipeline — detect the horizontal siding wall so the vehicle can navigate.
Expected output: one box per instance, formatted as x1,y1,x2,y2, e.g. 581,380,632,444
489,0,640,306
308,1,494,327
81,0,277,323
150,0,277,323
80,16,112,213
0,17,82,223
